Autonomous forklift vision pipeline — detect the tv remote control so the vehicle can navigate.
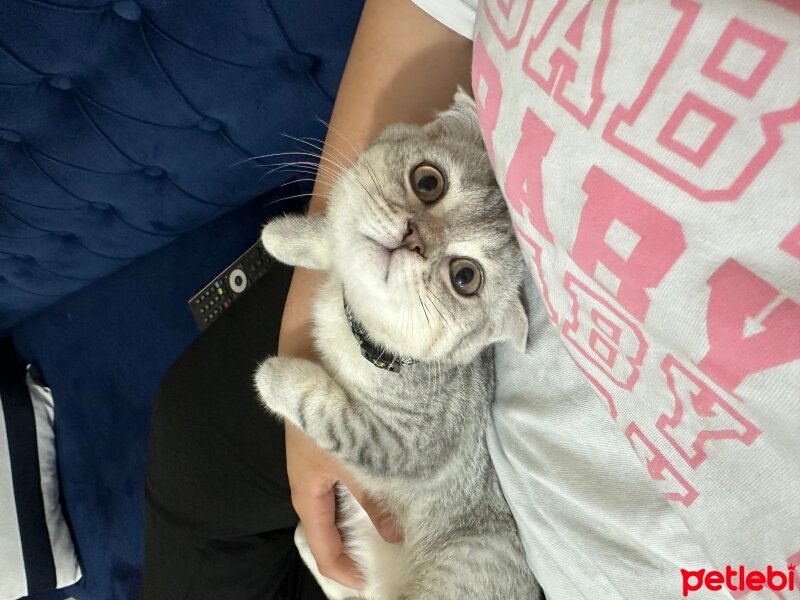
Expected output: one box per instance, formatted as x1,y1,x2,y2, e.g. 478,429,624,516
188,240,274,331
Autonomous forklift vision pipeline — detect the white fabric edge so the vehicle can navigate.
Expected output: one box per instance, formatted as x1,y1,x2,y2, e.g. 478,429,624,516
0,398,26,600
410,0,478,40
28,371,82,590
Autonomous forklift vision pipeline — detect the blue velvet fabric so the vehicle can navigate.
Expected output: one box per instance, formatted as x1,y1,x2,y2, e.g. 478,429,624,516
13,185,307,599
1,1,364,597
0,0,362,332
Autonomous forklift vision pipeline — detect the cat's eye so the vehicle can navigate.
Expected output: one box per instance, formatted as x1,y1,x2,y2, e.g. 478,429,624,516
410,163,446,204
449,258,482,296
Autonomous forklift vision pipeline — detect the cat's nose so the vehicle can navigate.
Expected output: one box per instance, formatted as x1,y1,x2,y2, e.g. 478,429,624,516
401,221,426,258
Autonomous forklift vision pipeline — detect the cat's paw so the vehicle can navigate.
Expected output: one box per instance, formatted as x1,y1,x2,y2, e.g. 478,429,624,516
253,357,291,418
254,357,339,435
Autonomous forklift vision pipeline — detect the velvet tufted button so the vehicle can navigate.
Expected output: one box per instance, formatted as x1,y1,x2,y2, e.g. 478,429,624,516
92,202,112,211
285,54,316,74
48,75,73,91
144,166,164,178
197,117,222,132
112,0,142,21
0,130,22,143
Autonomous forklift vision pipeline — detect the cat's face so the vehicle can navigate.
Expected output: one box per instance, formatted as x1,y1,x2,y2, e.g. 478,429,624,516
325,93,527,363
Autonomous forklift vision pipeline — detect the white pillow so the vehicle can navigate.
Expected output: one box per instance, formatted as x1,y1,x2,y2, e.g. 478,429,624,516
0,362,81,600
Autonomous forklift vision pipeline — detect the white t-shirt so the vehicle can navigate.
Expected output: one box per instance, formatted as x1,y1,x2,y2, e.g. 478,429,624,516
412,1,800,598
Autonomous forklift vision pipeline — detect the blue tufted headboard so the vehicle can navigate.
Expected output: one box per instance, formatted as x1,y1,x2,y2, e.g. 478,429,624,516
1,2,364,598
0,0,362,332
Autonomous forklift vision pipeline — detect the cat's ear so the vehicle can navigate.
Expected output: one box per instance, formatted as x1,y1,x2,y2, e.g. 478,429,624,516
261,214,331,271
489,292,529,353
426,87,482,144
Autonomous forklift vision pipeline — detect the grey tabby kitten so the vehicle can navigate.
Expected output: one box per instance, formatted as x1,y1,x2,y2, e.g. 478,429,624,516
255,91,540,600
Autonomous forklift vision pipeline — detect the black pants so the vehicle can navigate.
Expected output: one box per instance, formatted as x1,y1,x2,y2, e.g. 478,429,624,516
141,262,327,600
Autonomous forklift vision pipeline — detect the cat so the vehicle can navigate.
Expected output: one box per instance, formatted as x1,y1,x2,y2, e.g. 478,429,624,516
254,90,540,600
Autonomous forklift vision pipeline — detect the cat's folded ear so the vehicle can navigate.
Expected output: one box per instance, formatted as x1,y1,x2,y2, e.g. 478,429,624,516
490,292,529,354
261,214,331,271
425,87,482,144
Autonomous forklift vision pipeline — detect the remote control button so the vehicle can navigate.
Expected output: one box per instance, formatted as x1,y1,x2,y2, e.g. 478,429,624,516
229,268,248,293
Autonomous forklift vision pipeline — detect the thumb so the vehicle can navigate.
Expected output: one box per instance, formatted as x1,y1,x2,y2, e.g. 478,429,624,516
345,482,403,543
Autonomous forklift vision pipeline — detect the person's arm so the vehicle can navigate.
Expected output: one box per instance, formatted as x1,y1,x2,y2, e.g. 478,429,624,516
277,0,472,588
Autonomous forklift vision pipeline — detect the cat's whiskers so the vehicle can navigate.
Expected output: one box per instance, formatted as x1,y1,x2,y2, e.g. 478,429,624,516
273,158,345,183
425,294,452,336
259,160,337,183
278,135,384,210
260,164,331,183
413,268,454,344
243,149,321,163
347,164,397,225
417,292,432,336
258,150,360,186
260,170,336,188
280,136,382,207
276,177,325,188
300,127,397,225
272,189,330,205
359,154,389,209
426,286,456,328
356,193,397,242
416,289,441,405
315,119,391,207
280,135,359,178
289,131,358,172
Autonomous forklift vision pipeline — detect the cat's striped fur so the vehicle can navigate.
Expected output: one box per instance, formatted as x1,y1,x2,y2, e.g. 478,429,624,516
255,91,540,600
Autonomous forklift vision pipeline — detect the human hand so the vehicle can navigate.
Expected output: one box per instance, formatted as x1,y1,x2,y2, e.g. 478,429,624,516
285,423,402,588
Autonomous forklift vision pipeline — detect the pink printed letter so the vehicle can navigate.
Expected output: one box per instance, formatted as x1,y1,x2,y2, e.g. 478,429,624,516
656,355,761,469
472,36,503,166
522,0,617,127
698,259,800,392
572,167,686,321
627,423,698,507
603,0,798,201
504,109,556,242
562,273,647,389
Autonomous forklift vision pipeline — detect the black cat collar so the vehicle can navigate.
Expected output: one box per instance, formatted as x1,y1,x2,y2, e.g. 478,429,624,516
343,298,416,373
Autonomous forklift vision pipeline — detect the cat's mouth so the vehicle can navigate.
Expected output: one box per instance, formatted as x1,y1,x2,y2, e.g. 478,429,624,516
362,234,423,284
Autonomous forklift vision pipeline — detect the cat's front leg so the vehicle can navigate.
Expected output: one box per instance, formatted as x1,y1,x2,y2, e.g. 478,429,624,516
255,357,362,458
254,357,337,433
255,357,400,476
